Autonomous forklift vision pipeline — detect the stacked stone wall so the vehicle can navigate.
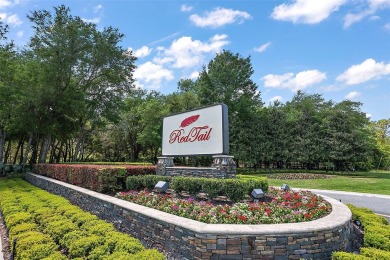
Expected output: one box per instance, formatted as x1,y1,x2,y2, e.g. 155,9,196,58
25,173,353,260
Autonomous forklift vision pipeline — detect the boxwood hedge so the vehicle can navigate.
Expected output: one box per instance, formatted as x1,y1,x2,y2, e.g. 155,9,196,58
332,204,390,259
0,179,165,260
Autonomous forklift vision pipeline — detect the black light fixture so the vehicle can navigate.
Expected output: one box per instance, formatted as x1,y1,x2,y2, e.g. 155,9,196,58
154,181,169,193
281,183,290,191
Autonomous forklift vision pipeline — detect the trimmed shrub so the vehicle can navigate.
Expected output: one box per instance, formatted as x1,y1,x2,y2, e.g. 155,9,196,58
0,179,165,259
126,175,171,190
68,235,105,258
331,252,368,259
33,163,156,193
360,247,390,259
169,176,269,202
332,205,389,259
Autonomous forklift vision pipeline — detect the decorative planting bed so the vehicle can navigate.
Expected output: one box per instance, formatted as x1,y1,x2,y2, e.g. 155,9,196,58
25,172,353,260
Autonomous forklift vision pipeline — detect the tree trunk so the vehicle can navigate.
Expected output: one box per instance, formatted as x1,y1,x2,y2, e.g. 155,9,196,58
4,140,11,164
38,135,51,163
73,123,87,162
13,138,24,165
22,135,34,165
0,129,5,163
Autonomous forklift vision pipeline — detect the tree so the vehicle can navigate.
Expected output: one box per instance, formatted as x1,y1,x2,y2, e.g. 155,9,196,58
190,50,262,162
326,100,373,170
0,20,16,163
26,5,136,162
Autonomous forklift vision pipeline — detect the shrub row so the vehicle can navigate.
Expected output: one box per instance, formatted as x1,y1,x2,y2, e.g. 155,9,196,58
126,175,268,202
0,179,165,260
332,204,390,259
60,162,153,166
33,164,156,193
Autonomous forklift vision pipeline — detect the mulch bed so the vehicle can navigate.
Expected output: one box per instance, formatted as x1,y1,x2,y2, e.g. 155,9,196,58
0,212,11,260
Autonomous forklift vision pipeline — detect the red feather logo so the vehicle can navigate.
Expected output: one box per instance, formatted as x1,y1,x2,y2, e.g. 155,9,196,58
180,115,200,128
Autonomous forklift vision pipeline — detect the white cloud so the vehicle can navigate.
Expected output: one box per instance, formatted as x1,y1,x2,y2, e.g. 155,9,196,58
344,0,390,28
93,4,103,13
181,4,193,12
262,70,327,91
134,61,174,89
336,58,390,85
272,0,345,24
366,113,372,118
82,17,100,24
189,71,199,79
0,0,12,9
16,30,23,37
154,34,229,69
6,13,21,26
254,42,271,53
345,91,361,100
129,46,152,58
189,7,251,28
0,13,22,26
384,23,390,31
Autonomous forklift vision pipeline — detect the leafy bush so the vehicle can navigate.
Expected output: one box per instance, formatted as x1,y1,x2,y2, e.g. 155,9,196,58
33,163,156,193
360,247,390,259
60,162,153,165
126,175,268,202
0,179,165,259
126,175,171,190
332,205,389,259
331,252,368,259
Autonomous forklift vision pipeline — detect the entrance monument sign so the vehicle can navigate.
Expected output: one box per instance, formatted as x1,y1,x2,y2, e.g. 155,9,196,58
162,104,229,156
158,104,236,179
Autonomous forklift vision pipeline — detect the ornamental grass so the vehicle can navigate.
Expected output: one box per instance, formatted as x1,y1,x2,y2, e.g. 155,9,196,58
115,187,332,224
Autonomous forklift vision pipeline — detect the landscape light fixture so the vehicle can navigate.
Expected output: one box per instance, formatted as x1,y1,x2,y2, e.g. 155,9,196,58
154,181,169,193
251,188,264,201
281,183,290,191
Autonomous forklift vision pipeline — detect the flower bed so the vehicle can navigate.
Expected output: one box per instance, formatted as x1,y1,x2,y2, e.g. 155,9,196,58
115,188,331,224
0,178,164,260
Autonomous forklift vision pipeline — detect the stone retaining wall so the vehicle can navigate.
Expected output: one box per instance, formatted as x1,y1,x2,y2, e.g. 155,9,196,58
25,173,353,260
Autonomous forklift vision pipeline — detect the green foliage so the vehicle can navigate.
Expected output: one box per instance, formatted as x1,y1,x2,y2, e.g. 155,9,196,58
33,163,156,193
333,205,390,258
68,235,105,258
131,249,166,260
126,174,171,190
0,179,165,259
17,242,58,260
331,252,368,259
360,247,390,259
168,176,268,202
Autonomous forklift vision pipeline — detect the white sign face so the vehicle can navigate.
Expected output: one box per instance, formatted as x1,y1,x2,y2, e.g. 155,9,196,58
162,104,229,156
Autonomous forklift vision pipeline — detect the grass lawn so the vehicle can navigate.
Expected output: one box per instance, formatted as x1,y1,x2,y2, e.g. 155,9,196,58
239,171,390,195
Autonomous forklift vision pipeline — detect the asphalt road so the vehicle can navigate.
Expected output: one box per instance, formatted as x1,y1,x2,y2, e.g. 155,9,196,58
309,189,390,221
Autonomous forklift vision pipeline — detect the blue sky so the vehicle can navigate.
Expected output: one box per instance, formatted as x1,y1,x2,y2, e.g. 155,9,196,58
1,0,390,120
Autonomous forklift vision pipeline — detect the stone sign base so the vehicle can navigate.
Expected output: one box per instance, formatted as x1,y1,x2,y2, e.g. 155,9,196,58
157,155,236,179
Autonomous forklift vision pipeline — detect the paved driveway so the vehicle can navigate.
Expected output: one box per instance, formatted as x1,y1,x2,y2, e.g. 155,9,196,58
309,189,390,221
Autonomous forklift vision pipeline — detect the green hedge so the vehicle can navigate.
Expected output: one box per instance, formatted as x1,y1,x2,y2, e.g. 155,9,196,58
332,205,389,259
126,175,268,202
0,179,165,260
33,163,156,193
60,162,153,166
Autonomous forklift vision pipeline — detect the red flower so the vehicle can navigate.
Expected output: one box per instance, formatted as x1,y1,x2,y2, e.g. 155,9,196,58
238,215,247,221
304,213,312,219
